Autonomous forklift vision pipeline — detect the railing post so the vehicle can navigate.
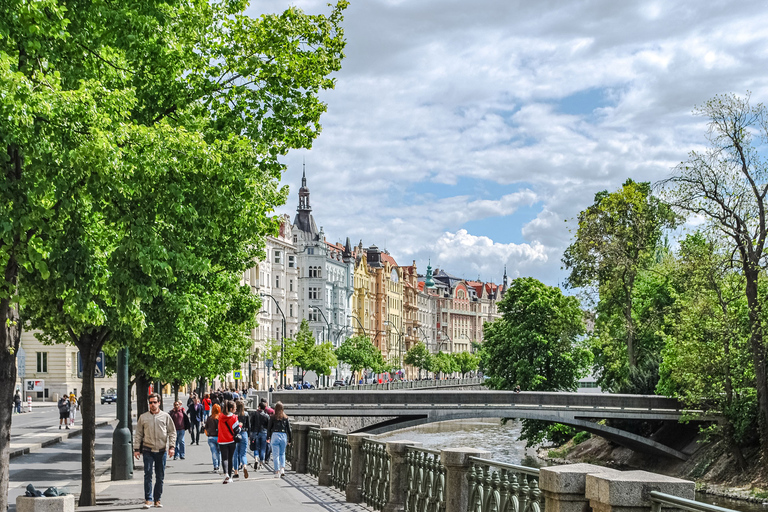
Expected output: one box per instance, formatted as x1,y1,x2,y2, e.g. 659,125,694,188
292,422,319,474
586,470,694,512
441,448,490,512
383,441,421,512
346,433,372,503
318,427,341,485
540,463,620,512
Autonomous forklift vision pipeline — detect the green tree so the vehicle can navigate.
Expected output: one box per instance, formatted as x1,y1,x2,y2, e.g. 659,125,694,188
563,179,677,392
293,319,338,383
335,335,383,383
430,351,458,377
657,233,754,469
659,93,768,463
265,337,299,387
452,351,480,377
404,341,432,379
2,3,347,506
482,277,591,445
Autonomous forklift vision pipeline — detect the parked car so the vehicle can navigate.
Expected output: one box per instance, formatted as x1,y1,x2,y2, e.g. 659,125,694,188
101,389,117,405
333,380,345,387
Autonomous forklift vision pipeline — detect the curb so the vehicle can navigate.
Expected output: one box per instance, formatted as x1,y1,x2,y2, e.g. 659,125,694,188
10,419,117,460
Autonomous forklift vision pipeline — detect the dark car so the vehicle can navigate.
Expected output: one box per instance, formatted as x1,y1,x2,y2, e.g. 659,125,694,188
100,389,117,405
333,380,345,387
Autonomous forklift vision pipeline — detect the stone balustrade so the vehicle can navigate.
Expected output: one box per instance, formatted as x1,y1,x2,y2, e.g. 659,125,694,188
286,427,726,512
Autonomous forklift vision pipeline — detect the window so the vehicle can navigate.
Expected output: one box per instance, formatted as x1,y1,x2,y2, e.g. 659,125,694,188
309,310,320,322
307,247,314,255
288,255,295,268
309,287,319,300
275,275,280,288
274,251,282,264
293,235,297,243
290,304,294,317
36,352,48,373
289,280,294,292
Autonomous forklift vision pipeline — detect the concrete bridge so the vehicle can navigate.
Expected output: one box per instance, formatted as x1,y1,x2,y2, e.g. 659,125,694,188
272,389,706,461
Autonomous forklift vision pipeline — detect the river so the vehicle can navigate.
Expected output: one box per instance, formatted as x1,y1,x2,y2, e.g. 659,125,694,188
376,418,767,512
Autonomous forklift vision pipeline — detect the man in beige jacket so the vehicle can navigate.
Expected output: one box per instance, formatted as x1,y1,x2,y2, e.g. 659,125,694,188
134,393,176,509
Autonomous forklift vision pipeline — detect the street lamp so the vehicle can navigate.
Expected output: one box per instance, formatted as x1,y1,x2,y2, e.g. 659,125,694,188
350,314,366,336
260,293,287,388
383,320,404,373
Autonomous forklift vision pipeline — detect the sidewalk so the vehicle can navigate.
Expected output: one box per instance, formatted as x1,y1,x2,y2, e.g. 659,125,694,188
11,421,369,512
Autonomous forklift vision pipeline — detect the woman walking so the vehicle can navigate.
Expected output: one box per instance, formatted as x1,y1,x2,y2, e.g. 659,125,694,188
204,404,221,473
217,400,240,484
232,400,250,479
267,401,291,478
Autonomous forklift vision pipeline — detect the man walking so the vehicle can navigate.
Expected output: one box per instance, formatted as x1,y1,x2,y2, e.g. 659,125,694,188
134,393,176,509
13,390,21,414
169,401,188,460
57,396,70,429
188,396,203,446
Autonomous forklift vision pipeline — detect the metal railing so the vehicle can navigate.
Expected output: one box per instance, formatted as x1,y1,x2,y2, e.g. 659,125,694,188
649,491,737,512
331,432,351,493
332,377,484,391
405,446,445,512
467,457,542,512
362,439,390,511
307,427,321,478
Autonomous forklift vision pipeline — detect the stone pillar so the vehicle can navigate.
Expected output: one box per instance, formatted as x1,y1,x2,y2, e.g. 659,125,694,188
441,447,490,512
346,433,372,503
382,441,421,512
318,427,341,486
586,470,694,512
540,464,621,512
292,422,319,474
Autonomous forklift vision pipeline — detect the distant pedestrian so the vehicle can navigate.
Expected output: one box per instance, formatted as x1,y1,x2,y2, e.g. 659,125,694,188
249,402,269,469
69,392,78,426
233,400,249,479
188,397,203,446
217,400,240,484
514,384,521,393
57,396,70,430
134,393,176,509
202,394,211,422
267,401,291,478
204,404,221,473
169,401,188,460
13,391,21,414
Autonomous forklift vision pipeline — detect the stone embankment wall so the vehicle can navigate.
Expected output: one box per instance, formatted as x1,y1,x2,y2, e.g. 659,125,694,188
291,415,397,432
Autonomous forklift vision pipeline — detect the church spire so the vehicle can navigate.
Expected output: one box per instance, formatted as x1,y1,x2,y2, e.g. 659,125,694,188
425,259,435,288
298,163,311,211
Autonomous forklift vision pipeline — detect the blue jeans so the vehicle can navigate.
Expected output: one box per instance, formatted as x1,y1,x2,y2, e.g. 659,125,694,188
207,437,221,469
235,433,249,469
142,451,166,502
271,432,287,471
254,430,267,462
203,409,209,422
174,430,185,459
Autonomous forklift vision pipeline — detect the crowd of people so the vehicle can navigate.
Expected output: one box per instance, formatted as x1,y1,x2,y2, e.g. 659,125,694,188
134,389,291,509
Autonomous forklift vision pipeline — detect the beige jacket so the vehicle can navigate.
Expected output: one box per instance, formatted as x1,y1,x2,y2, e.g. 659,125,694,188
134,410,177,452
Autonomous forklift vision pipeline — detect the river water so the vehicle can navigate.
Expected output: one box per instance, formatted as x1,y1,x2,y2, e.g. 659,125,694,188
376,419,767,512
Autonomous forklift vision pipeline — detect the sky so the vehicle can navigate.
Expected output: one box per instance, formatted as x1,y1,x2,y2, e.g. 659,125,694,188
246,0,768,287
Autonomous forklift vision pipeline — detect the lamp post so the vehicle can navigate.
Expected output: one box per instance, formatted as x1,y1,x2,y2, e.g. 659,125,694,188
384,320,404,373
260,293,287,388
309,305,335,385
350,314,366,336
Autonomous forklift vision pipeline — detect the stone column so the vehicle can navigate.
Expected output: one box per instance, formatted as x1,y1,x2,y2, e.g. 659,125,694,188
382,441,421,512
441,447,490,512
346,433,372,503
291,422,319,474
318,427,341,486
540,464,621,512
586,470,694,512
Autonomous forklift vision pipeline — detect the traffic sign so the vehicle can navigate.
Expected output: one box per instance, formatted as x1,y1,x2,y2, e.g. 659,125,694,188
17,347,25,378
78,351,105,378
265,359,273,368
233,371,242,380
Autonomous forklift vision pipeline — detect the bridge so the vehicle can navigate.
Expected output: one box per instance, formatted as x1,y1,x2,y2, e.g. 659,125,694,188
272,389,707,460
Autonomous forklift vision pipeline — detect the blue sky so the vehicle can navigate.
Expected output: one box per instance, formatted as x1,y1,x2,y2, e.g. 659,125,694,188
247,0,768,287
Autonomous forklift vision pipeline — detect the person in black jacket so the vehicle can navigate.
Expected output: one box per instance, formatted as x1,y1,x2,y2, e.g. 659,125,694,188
248,402,270,469
188,396,204,445
267,401,291,478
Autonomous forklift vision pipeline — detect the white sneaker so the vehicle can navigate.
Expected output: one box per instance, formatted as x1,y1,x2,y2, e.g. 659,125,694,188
223,476,230,484
280,467,285,476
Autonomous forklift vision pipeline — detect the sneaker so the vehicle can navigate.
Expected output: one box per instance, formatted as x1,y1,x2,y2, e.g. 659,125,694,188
143,502,152,509
65,426,69,430
223,476,230,484
243,467,249,479
232,473,239,479
180,456,185,460
173,457,177,460
59,425,62,430
154,501,162,508
274,471,279,479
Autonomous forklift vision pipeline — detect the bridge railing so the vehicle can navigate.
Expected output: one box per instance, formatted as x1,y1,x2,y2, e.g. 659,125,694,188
286,423,735,512
331,376,484,391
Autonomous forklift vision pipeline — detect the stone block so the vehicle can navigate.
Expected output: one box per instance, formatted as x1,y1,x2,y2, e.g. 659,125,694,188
586,470,694,512
540,464,622,512
16,496,75,512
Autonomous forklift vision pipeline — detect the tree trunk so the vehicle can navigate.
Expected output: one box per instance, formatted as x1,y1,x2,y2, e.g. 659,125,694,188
743,268,768,465
173,383,179,403
0,289,21,512
75,330,108,507
135,373,149,418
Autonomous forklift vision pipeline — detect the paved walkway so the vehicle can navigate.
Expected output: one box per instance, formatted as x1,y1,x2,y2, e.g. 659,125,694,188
10,417,369,512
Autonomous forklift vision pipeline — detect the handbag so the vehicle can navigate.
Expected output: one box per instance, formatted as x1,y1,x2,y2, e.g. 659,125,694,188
183,411,191,430
225,418,242,443
249,435,257,452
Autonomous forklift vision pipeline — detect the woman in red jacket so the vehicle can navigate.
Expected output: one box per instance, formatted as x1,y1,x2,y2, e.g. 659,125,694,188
217,401,240,484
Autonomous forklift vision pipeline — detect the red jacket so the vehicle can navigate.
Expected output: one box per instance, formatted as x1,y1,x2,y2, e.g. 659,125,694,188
203,398,211,411
217,413,239,444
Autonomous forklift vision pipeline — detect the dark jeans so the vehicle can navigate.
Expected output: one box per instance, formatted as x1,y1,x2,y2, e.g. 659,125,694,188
189,422,200,444
219,442,236,477
254,430,267,462
142,450,166,502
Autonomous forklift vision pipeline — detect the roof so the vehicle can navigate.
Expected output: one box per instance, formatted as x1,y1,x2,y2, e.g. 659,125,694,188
380,252,398,267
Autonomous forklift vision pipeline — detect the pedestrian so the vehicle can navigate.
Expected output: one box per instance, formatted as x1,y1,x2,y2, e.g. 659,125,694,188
267,401,291,478
169,401,188,460
57,395,70,430
202,393,211,422
248,401,269,470
232,400,249,479
217,400,241,484
133,393,176,509
204,403,221,473
188,396,203,446
69,392,78,426
13,390,21,414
